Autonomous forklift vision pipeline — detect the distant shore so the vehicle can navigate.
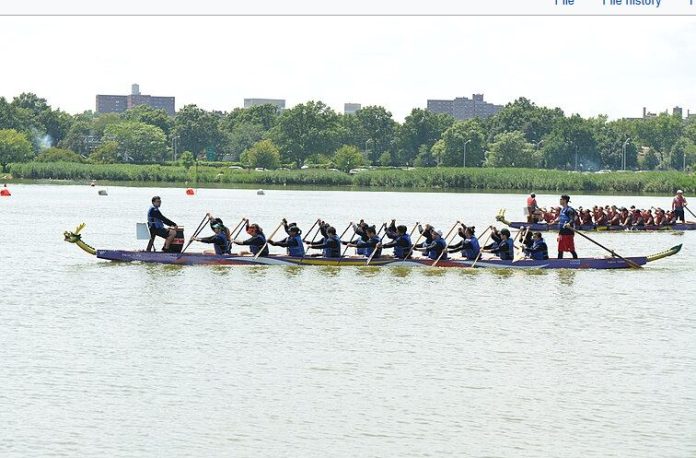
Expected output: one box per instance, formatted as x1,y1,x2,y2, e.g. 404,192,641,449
4,162,695,194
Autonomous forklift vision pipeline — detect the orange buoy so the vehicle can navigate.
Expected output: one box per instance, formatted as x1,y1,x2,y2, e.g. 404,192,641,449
185,188,195,196
1,184,10,196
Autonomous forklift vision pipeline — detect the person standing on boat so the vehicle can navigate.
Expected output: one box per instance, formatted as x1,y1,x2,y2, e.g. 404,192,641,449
524,232,549,260
233,221,269,256
448,226,480,260
147,196,178,252
416,229,448,260
672,190,688,223
526,193,540,223
268,225,305,257
307,225,342,257
344,225,381,258
193,222,231,255
554,194,578,259
382,224,413,259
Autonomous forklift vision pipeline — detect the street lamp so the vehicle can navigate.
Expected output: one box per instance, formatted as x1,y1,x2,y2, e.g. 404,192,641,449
622,138,631,171
463,139,472,167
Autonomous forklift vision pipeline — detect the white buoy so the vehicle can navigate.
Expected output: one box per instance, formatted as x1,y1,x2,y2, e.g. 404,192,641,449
257,189,265,195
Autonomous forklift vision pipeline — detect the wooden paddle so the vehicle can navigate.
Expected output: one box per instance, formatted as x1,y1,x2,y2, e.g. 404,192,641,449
569,226,642,269
302,218,321,243
408,221,419,237
513,226,530,262
178,213,210,258
365,223,390,266
431,221,461,267
253,221,284,260
685,205,696,220
471,227,494,268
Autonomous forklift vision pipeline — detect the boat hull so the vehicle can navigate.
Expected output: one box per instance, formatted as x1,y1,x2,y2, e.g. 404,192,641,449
94,246,682,269
506,221,696,232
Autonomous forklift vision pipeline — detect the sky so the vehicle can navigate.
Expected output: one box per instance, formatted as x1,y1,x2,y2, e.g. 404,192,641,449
1,16,695,121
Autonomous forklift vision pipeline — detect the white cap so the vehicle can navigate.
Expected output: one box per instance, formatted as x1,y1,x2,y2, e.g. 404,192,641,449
435,230,443,236
677,190,684,194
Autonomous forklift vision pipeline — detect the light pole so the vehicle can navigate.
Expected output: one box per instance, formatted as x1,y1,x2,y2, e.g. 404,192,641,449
463,139,472,167
622,138,631,171
172,135,179,162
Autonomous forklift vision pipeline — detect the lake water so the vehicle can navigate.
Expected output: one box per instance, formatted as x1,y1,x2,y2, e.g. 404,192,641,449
1,184,695,457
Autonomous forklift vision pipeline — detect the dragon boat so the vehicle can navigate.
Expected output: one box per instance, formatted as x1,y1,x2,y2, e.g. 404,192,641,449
496,209,696,232
64,223,682,270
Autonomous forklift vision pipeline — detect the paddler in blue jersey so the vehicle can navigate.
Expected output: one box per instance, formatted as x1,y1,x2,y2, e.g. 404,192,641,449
233,221,269,257
193,221,231,255
382,223,413,259
553,194,578,259
415,229,448,260
484,227,514,260
524,231,549,260
268,224,305,257
448,225,481,260
344,225,381,258
307,225,342,257
147,195,178,252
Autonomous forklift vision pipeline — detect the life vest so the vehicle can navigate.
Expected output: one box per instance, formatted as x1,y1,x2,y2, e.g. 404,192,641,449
249,233,267,256
363,235,382,258
497,238,514,260
559,206,575,227
428,238,447,260
462,236,480,260
529,239,548,260
324,235,341,258
287,234,305,257
213,233,230,255
147,205,164,229
393,234,413,259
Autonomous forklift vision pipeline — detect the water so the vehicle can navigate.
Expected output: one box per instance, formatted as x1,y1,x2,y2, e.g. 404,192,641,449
1,184,695,457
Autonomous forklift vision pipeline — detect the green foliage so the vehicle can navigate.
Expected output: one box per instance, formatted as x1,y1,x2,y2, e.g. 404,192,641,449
396,109,455,166
485,131,536,168
241,139,281,170
174,104,224,158
89,140,119,164
122,105,173,137
0,129,34,168
271,101,341,167
334,145,364,172
35,147,83,163
103,121,167,163
179,151,195,170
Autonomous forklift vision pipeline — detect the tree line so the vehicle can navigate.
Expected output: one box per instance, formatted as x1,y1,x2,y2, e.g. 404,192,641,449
2,92,696,172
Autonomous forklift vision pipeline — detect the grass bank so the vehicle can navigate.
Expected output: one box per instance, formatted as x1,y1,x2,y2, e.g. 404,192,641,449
6,162,695,194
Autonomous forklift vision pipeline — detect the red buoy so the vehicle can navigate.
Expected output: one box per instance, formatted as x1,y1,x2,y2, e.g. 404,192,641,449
185,188,195,196
1,184,10,197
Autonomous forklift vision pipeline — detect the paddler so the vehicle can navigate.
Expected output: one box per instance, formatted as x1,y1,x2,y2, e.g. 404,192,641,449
268,224,305,257
147,195,178,252
192,221,231,255
672,190,688,223
484,227,514,260
307,225,342,258
382,223,413,259
524,232,549,260
344,225,381,258
415,229,447,260
448,225,480,260
233,221,269,256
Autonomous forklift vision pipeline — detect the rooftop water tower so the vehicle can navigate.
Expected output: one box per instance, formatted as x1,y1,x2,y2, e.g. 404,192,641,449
131,83,140,95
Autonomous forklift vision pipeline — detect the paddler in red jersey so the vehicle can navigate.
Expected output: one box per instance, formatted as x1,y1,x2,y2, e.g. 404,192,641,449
672,190,688,223
526,193,539,223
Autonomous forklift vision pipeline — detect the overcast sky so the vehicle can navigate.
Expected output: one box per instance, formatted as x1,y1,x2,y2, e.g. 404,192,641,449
1,16,695,121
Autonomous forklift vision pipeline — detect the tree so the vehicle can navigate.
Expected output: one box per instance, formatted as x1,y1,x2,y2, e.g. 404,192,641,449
241,140,281,169
355,106,397,164
88,140,119,164
35,147,83,162
270,101,341,167
634,113,683,167
670,137,696,171
179,151,195,170
0,129,33,168
174,104,225,159
396,109,455,166
224,123,266,161
103,121,167,163
122,105,173,137
222,104,280,131
10,92,72,147
487,97,565,144
59,119,94,155
334,145,364,172
540,115,599,170
436,120,486,167
485,131,535,168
